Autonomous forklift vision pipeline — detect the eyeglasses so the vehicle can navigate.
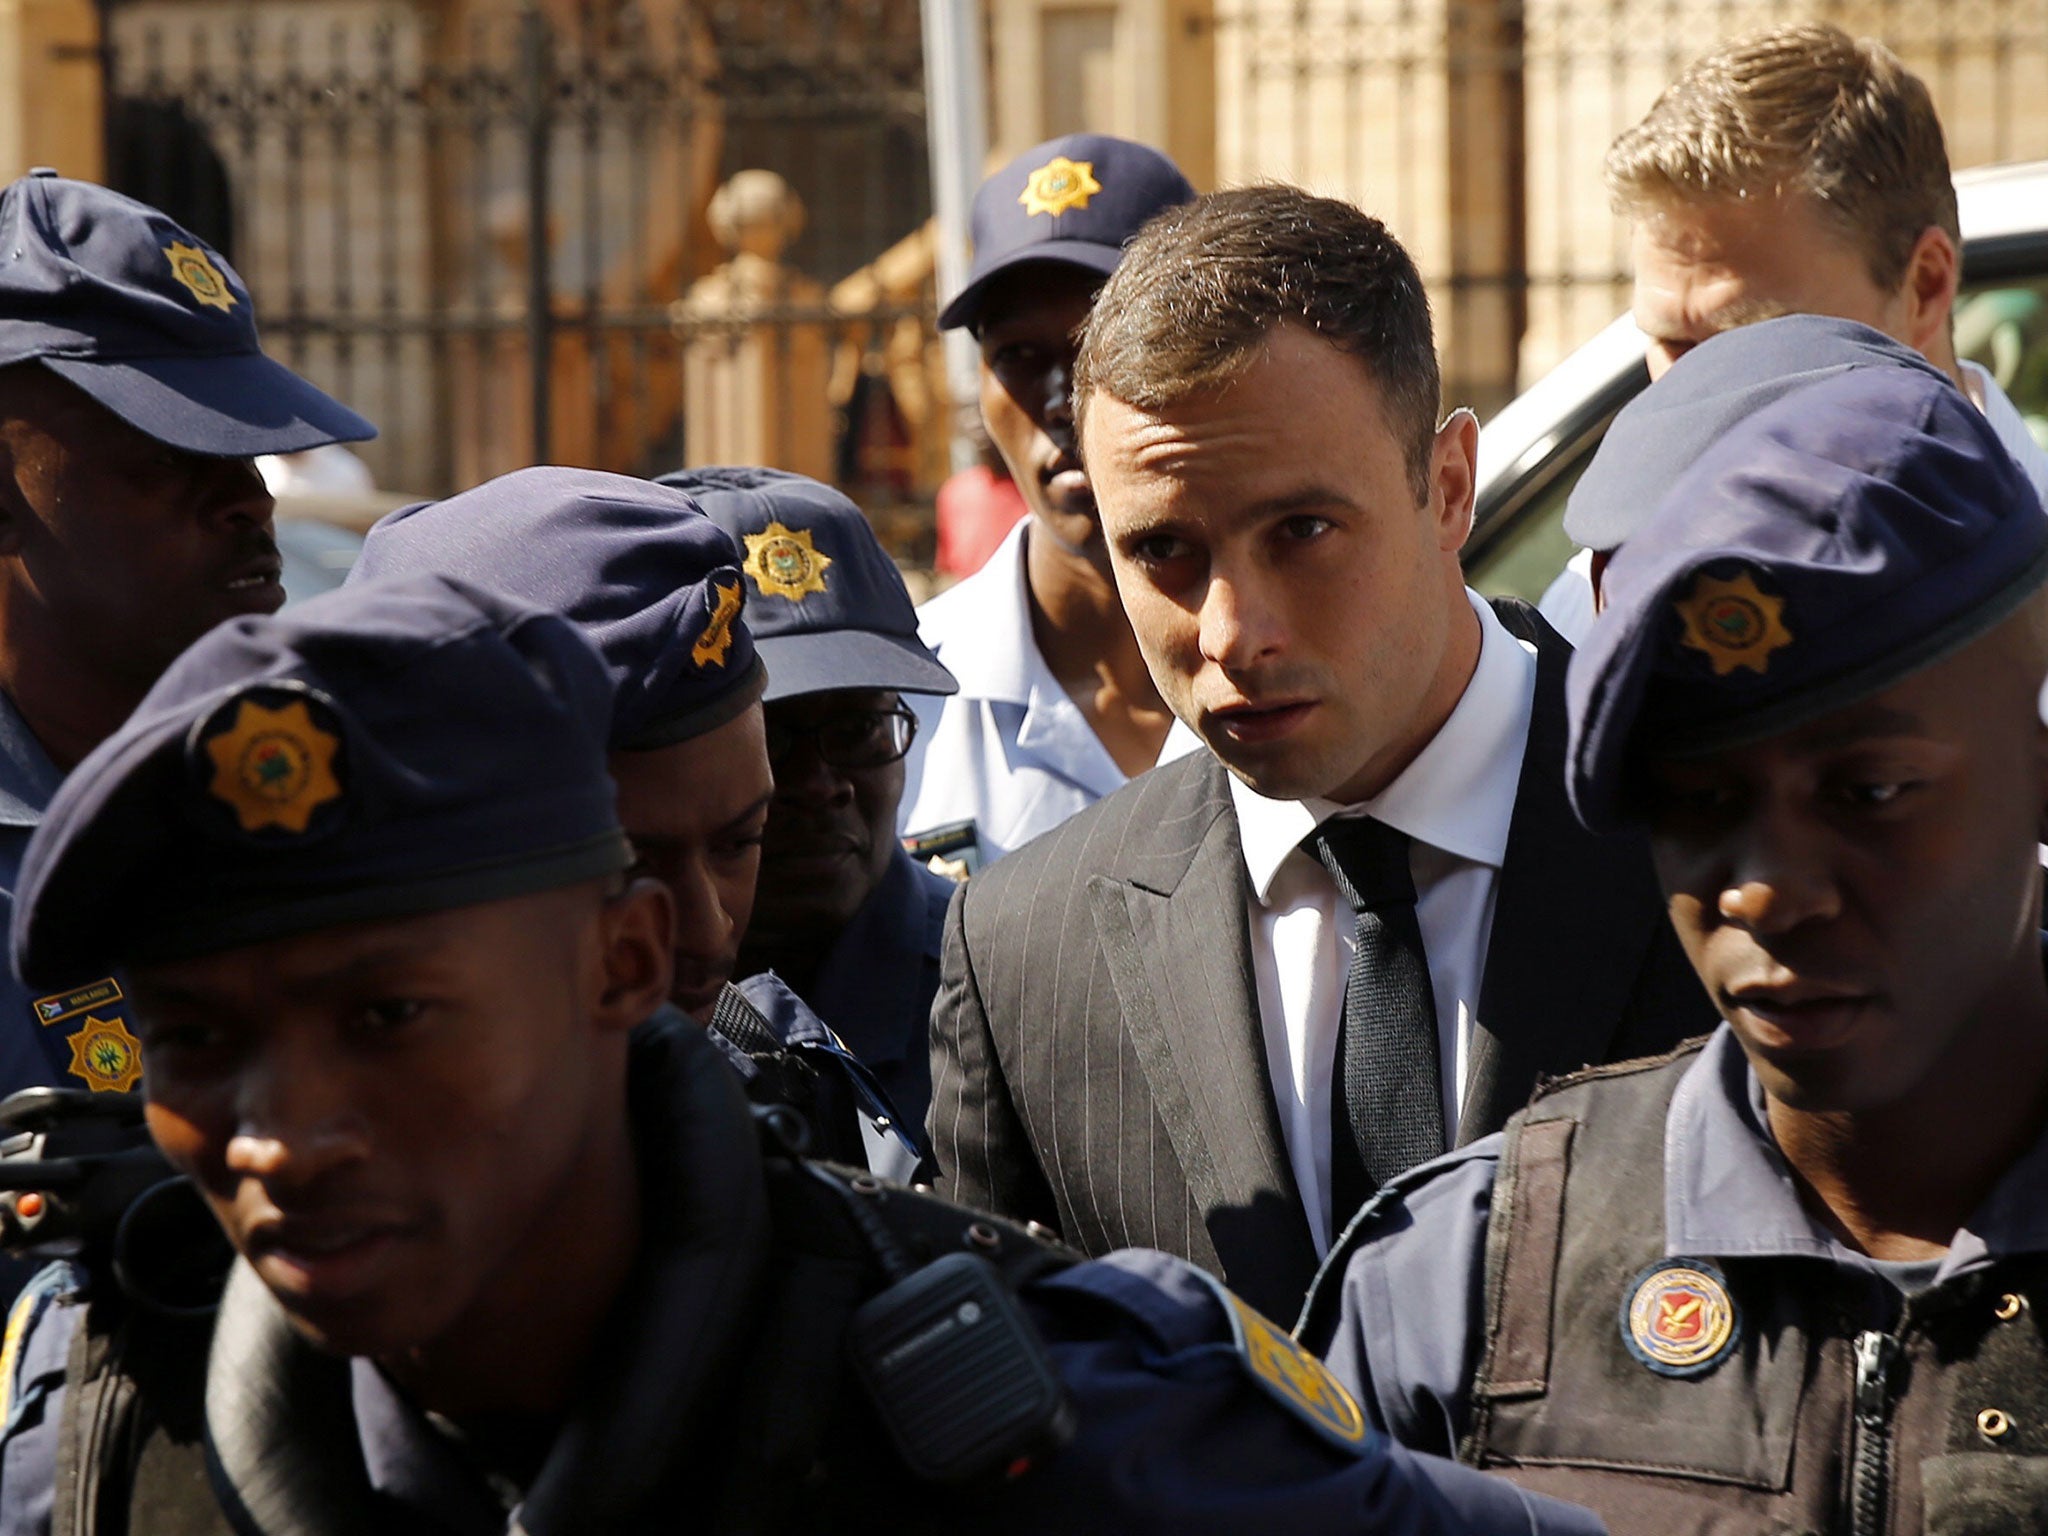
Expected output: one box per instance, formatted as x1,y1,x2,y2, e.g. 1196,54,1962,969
765,702,918,772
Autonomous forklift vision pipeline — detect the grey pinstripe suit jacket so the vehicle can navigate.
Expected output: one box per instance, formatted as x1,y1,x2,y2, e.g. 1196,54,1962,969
925,602,1718,1323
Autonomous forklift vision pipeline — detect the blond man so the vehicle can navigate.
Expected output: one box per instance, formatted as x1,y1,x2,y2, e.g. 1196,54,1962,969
1540,21,2048,640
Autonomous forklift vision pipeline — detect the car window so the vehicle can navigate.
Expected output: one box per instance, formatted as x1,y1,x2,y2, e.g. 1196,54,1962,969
1466,449,1591,606
277,517,365,606
1955,276,2048,454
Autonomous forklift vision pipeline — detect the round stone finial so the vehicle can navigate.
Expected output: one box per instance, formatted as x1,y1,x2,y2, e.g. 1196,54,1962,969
708,170,806,262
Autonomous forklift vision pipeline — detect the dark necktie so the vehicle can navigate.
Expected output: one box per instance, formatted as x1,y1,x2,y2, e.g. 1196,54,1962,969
1304,817,1446,1230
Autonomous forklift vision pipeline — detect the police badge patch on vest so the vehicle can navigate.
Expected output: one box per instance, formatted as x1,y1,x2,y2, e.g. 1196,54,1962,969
30,978,143,1093
1621,1259,1741,1378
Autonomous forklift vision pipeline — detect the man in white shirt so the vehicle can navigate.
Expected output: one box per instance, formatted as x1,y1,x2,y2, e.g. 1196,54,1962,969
900,134,1195,868
1540,20,2048,642
926,185,1717,1321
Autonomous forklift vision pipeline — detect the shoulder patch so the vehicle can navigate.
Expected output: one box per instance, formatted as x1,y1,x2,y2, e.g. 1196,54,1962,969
0,1283,35,1429
0,1264,71,1434
1191,1270,1370,1454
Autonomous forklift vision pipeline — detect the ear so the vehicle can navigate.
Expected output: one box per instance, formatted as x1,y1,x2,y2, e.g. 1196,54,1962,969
593,876,676,1034
1429,407,1480,554
1898,225,1960,359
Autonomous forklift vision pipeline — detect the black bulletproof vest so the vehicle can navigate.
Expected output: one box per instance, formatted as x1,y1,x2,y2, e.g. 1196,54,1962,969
1464,1045,2048,1536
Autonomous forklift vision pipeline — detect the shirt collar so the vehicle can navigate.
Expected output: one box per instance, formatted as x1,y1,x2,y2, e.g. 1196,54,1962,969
352,1359,514,1533
918,518,1039,705
1231,591,1536,901
0,692,61,829
1666,1024,2048,1276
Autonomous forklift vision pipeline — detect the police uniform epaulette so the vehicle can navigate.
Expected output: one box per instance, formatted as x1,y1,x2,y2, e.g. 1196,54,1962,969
1525,1034,1713,1104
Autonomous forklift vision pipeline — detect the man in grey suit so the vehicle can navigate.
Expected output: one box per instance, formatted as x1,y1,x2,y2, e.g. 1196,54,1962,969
927,186,1719,1324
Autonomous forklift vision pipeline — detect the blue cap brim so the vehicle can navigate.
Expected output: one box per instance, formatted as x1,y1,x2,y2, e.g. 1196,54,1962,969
43,351,377,457
937,240,1125,332
755,628,957,703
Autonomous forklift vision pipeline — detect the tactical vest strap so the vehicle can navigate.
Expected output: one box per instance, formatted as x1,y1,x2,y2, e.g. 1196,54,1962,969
51,1303,226,1536
1473,1115,1575,1402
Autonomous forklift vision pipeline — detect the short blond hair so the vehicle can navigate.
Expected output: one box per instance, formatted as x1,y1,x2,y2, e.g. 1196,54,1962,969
1606,22,1958,290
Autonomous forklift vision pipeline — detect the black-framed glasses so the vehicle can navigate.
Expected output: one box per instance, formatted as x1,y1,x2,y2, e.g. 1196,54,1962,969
765,702,918,772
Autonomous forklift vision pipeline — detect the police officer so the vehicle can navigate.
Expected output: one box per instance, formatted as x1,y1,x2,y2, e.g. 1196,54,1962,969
0,572,1603,1536
350,467,922,1173
664,466,957,1135
900,134,1195,869
1301,360,2048,1534
0,170,374,1098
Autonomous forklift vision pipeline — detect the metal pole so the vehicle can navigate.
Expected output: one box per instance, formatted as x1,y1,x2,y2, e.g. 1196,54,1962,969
519,1,553,464
918,0,987,475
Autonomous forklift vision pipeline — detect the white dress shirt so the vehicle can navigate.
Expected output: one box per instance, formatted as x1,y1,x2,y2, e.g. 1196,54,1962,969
1234,591,1538,1255
900,519,1131,865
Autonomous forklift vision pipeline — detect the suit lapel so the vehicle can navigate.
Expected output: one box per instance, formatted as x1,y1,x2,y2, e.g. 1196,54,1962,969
1461,599,1670,1139
1087,756,1319,1313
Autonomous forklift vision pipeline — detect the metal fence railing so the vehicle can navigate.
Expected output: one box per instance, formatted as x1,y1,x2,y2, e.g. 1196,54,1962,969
103,0,940,541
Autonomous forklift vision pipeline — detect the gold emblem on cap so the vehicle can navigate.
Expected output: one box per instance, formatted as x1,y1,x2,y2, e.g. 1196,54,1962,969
742,521,833,601
1676,570,1793,677
205,697,343,834
693,579,742,669
163,241,237,313
1018,156,1101,218
66,1015,142,1094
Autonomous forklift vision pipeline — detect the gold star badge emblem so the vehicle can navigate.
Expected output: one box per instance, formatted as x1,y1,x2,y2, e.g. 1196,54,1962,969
1018,156,1101,218
205,697,344,834
163,241,237,313
67,1015,143,1094
1675,570,1793,677
742,522,833,600
693,579,742,669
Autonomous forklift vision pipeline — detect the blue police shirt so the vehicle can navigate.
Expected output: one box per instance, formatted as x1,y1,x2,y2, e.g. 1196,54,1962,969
1314,1025,2048,1458
0,694,142,1099
804,844,951,1136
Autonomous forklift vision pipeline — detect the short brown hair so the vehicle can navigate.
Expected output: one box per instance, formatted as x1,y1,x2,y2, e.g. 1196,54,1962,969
1073,185,1440,498
1606,22,1958,290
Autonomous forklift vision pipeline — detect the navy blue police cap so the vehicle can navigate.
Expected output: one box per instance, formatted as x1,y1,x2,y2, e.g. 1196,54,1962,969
352,466,765,750
656,466,955,702
0,169,375,456
12,573,630,987
936,134,1196,333
1564,315,1946,553
1566,363,2048,831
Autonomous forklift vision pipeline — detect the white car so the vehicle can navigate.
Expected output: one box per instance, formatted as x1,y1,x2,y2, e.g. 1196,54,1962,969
1464,158,2048,601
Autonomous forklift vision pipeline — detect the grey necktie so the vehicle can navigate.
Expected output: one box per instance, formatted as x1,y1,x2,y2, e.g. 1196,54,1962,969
1304,817,1446,1229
